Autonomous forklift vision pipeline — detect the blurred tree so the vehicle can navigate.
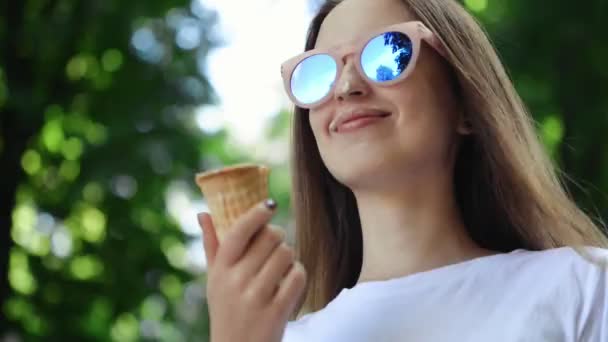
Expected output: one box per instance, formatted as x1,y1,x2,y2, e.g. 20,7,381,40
375,65,396,81
461,0,608,222
0,0,246,340
2,0,608,340
383,31,412,75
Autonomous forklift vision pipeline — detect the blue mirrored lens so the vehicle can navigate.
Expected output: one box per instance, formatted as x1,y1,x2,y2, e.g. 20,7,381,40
291,54,337,105
361,32,412,82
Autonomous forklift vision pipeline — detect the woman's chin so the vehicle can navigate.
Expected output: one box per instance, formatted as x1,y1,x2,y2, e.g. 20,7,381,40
328,155,430,192
330,161,394,190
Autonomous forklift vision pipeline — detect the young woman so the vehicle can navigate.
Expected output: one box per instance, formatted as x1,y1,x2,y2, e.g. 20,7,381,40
198,0,608,341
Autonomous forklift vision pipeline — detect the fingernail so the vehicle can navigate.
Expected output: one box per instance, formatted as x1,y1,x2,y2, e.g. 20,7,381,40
264,198,277,210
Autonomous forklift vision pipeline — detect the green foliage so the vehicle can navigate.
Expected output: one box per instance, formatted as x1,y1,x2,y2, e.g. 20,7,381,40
461,0,608,216
0,0,252,340
2,0,608,340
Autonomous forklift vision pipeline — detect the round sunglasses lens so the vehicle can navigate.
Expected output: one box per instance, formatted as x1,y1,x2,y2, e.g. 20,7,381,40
291,54,337,105
361,32,413,82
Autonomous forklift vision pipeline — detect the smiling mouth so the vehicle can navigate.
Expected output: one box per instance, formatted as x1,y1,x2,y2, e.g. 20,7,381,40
333,113,391,133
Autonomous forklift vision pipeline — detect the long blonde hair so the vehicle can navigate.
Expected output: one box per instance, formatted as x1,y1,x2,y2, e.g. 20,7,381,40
288,0,608,320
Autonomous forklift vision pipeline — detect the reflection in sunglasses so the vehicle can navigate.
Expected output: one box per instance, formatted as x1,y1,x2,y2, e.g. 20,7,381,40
362,32,413,82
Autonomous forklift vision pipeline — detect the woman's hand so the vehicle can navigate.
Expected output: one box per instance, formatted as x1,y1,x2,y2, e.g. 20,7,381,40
198,199,307,342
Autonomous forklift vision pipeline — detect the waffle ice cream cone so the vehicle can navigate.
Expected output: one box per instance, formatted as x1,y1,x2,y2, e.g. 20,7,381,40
195,163,270,243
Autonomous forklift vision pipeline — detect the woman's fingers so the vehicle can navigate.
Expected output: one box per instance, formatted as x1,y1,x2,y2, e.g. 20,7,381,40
216,199,278,267
251,241,295,302
198,212,219,268
273,261,307,319
237,225,286,281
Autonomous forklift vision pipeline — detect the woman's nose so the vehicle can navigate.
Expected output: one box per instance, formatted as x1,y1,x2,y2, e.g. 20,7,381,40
333,57,371,102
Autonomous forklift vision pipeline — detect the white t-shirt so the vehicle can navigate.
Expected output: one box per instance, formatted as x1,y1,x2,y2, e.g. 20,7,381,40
283,247,608,342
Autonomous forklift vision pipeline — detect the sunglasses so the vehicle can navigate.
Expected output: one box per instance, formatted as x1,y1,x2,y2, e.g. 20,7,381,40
280,21,446,109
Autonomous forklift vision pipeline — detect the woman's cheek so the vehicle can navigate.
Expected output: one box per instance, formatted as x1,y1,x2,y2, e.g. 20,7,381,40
310,113,332,142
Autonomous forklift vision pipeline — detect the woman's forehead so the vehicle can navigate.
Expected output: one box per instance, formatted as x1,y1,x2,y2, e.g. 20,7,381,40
315,0,415,49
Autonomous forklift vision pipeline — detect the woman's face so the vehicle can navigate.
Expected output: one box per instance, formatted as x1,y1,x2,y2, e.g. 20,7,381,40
309,0,469,190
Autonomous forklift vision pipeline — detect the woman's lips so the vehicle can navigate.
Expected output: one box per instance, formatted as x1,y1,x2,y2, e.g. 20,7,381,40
335,114,391,133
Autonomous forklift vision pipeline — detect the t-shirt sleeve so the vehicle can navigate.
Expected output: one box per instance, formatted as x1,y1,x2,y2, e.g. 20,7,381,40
575,247,608,341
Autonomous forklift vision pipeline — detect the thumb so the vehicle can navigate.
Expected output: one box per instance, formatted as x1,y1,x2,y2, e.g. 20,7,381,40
198,212,219,268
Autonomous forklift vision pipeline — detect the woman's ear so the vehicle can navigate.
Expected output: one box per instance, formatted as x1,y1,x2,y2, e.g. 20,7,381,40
456,115,473,135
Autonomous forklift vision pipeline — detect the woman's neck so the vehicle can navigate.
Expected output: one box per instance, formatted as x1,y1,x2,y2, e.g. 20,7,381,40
352,171,496,284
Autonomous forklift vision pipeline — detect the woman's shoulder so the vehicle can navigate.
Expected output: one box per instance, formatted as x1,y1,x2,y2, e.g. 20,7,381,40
501,246,607,274
496,246,608,340
571,245,608,266
509,245,608,266
496,246,608,292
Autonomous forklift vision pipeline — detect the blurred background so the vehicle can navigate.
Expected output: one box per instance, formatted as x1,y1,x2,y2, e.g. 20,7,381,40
1,0,607,340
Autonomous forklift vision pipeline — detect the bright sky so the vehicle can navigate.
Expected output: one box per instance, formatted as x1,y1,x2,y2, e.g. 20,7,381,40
196,0,313,146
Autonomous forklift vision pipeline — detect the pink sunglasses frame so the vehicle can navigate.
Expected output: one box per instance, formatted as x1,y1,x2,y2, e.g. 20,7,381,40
280,21,446,109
